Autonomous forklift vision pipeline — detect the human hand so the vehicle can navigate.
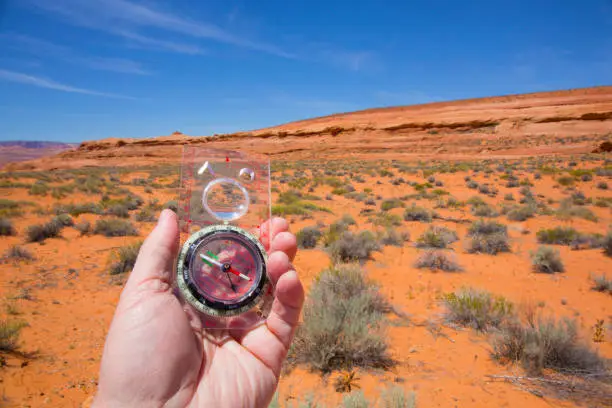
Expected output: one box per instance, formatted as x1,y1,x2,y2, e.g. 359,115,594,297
93,210,303,408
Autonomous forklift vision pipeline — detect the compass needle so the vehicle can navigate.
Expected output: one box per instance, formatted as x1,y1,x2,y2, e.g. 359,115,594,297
179,224,271,319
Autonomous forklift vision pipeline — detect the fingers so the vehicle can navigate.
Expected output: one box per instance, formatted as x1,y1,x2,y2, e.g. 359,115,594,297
260,217,290,252
271,231,297,262
124,209,179,294
266,269,304,348
267,251,291,284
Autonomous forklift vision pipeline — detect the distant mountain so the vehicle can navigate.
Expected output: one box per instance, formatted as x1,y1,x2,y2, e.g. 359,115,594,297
0,141,77,149
0,140,77,167
5,86,612,171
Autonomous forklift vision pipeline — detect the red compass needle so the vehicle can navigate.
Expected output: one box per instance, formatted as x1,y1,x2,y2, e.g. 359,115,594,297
228,266,251,281
200,253,250,281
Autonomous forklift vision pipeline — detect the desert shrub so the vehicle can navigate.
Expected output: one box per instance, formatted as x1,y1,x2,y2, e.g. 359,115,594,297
0,319,27,352
26,220,62,242
466,233,511,255
370,212,402,228
272,202,331,216
596,181,608,190
379,228,408,247
74,175,105,194
340,214,356,226
381,198,404,212
0,199,34,217
557,176,574,186
416,226,458,248
0,217,15,236
329,231,380,262
323,219,351,246
54,202,102,216
102,194,143,211
290,265,392,372
536,227,580,245
470,203,498,218
580,173,593,182
591,274,612,294
106,204,130,218
75,221,91,236
403,205,433,223
52,213,74,227
443,288,513,331
506,179,519,188
466,196,486,207
594,197,612,208
504,193,514,201
109,241,143,275
364,198,376,206
341,391,370,408
492,317,606,375
603,231,612,256
467,181,479,189
569,191,588,206
380,386,416,408
468,219,507,236
93,219,138,237
414,250,462,272
506,205,536,221
531,246,564,273
4,245,34,261
297,226,322,249
135,208,157,222
556,200,597,222
28,181,49,196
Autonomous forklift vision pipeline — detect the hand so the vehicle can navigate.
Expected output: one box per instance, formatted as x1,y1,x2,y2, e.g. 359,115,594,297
93,210,303,408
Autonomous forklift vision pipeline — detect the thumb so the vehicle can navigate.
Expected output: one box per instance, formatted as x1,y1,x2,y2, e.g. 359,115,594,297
123,209,179,294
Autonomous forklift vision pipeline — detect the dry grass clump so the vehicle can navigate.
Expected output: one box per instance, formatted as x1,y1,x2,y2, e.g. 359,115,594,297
289,265,393,373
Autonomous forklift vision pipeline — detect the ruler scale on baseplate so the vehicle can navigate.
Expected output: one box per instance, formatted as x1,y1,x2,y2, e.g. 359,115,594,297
175,148,273,328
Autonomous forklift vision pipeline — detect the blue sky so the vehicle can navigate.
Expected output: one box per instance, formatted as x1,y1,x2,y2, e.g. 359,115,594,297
0,0,610,143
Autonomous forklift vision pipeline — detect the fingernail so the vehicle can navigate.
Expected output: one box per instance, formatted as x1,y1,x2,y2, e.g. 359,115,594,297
284,270,298,280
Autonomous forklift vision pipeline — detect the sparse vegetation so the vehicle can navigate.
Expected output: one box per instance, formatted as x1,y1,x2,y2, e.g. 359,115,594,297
297,226,323,249
93,219,139,237
403,205,433,223
443,288,513,331
414,250,462,272
109,241,143,275
290,265,392,372
493,316,606,375
329,231,380,262
26,219,62,242
3,245,34,261
0,217,15,236
75,221,91,236
531,246,564,273
380,386,416,408
416,226,458,249
0,319,27,352
591,274,612,294
536,227,579,245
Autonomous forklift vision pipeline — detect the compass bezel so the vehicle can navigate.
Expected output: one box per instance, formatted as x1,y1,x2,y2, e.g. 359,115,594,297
177,224,269,317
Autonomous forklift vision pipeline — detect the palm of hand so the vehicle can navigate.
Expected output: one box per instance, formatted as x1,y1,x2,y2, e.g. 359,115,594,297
94,212,302,408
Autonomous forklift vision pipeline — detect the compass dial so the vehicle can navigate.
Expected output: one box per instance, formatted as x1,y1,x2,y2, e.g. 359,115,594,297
177,225,269,317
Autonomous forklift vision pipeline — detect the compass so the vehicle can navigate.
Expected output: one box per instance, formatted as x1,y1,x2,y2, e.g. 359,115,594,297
176,224,270,318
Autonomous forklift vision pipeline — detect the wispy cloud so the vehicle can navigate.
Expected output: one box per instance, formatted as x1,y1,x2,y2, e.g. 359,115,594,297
0,69,135,99
22,0,295,58
2,33,151,75
118,30,206,55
